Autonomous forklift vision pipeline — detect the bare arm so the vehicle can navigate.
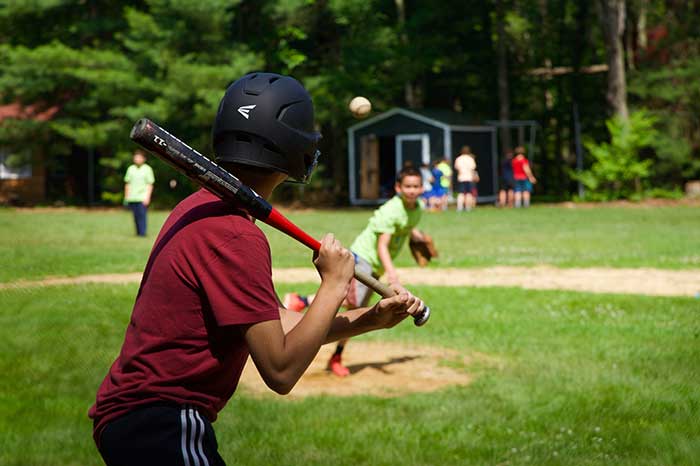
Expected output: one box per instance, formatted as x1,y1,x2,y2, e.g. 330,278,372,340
124,183,130,201
243,234,354,394
143,184,154,206
377,232,399,285
410,228,424,241
279,291,424,342
524,164,537,183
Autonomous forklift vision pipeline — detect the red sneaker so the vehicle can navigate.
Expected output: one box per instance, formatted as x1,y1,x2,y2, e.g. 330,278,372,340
283,293,306,312
327,354,350,377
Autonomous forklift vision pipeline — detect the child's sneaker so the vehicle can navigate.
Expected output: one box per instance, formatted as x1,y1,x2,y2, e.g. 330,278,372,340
283,293,306,312
327,354,350,377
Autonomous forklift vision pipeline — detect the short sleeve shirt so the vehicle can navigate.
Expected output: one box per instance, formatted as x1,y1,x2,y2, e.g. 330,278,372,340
454,154,477,182
501,157,514,180
350,195,423,276
437,162,452,188
88,189,280,443
124,163,155,202
512,156,529,180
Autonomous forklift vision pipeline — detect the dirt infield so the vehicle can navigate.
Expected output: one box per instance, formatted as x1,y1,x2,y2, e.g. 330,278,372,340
5,266,697,297
237,341,482,399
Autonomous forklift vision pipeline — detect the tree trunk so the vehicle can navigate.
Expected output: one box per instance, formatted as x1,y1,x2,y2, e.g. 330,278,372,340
395,0,423,108
637,0,647,50
598,0,629,120
496,0,511,152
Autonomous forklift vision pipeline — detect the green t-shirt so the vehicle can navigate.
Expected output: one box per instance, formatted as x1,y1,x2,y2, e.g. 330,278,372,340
350,195,423,276
124,164,155,202
437,162,452,188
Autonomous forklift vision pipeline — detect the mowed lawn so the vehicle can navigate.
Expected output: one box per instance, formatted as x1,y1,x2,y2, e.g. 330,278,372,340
0,283,698,465
2,202,700,282
1,203,699,465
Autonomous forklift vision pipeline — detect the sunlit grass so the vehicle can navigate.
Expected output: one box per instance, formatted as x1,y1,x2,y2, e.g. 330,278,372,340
2,203,700,283
1,283,698,465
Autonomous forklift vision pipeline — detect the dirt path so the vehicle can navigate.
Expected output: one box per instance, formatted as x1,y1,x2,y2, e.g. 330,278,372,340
4,266,699,297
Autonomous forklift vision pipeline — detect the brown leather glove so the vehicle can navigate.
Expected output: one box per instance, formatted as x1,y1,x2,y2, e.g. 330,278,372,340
409,232,438,267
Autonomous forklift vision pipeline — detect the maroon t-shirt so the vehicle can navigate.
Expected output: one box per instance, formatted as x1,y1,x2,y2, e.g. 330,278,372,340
89,189,280,443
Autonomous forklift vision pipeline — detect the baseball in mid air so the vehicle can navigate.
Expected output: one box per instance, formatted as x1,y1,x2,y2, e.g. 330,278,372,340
349,96,372,119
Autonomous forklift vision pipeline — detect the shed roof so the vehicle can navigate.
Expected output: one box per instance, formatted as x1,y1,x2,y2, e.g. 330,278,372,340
348,107,477,133
407,108,473,126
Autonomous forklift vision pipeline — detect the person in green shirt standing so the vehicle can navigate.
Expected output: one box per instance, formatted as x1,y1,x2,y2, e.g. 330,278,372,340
283,166,426,376
124,149,155,237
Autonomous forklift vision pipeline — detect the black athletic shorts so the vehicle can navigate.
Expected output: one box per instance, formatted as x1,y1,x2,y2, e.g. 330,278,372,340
98,403,226,466
456,181,475,194
500,178,515,190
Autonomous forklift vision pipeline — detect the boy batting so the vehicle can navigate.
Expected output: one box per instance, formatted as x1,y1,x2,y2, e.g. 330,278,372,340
285,165,427,377
89,72,425,466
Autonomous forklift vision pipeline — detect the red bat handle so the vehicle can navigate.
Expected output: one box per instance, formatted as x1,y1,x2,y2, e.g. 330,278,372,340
266,209,321,250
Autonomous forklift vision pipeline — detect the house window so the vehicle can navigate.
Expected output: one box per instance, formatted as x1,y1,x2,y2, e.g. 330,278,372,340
0,150,31,179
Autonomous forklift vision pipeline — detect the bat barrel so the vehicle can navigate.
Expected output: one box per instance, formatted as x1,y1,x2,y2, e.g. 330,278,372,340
130,118,273,220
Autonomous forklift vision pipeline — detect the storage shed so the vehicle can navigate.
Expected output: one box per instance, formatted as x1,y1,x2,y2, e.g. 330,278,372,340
347,108,497,205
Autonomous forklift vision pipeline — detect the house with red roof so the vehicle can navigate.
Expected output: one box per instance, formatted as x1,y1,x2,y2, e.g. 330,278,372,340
0,102,58,205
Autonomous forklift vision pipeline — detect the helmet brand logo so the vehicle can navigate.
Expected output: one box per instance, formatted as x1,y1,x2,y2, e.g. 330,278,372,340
237,104,256,119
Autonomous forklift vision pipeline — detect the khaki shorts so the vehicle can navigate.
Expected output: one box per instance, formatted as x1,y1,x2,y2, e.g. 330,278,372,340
345,254,377,309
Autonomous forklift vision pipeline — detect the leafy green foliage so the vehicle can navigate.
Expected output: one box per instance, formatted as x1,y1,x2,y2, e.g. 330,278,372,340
1,1,699,205
629,57,700,182
576,111,657,200
0,1,261,205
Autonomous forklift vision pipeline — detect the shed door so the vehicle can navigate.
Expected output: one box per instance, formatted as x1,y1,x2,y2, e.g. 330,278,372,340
359,134,380,199
395,134,430,173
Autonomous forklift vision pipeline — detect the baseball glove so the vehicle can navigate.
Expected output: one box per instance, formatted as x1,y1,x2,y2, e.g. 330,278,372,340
409,232,438,267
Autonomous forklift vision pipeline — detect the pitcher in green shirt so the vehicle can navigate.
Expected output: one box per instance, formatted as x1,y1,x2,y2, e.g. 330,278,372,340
124,149,155,237
283,166,427,376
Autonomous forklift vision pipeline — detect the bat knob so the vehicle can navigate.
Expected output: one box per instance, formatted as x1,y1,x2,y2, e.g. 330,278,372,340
413,306,431,327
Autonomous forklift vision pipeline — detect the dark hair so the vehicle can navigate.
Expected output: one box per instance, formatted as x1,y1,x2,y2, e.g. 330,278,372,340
396,166,422,183
514,146,526,155
461,145,471,154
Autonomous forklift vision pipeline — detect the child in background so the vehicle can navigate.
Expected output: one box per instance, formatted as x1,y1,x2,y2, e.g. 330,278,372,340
512,146,537,208
454,146,479,212
436,158,452,210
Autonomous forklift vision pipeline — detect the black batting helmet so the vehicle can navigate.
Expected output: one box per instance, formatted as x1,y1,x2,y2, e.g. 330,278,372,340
212,72,322,183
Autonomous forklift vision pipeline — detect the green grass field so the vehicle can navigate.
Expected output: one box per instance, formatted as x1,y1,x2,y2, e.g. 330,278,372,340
2,203,700,283
1,204,699,465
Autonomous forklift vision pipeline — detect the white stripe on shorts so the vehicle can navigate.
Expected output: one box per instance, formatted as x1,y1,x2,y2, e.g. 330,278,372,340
193,410,210,466
187,409,202,466
181,407,211,466
180,409,192,466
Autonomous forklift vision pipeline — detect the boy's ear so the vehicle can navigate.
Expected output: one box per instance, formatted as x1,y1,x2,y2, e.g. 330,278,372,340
394,182,401,194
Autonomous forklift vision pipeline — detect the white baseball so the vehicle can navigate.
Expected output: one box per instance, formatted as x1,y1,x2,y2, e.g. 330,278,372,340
349,96,372,119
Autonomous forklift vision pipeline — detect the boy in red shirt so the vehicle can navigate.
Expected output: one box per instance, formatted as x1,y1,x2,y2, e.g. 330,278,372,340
511,146,537,208
89,72,425,466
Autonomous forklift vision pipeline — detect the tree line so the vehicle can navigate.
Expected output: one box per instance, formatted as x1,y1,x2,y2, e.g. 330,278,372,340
1,0,698,205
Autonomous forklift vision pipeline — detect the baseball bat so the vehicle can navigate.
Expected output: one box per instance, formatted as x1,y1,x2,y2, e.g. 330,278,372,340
129,118,430,326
